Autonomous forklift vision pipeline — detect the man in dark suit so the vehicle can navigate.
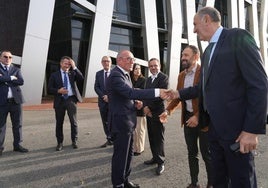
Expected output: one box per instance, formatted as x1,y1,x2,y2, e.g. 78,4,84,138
143,58,168,176
107,50,167,188
0,50,28,156
94,55,113,147
168,7,267,188
48,56,84,151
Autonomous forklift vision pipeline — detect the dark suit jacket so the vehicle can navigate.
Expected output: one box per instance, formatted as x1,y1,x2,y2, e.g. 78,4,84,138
0,64,24,105
144,72,169,119
107,66,156,133
180,28,268,140
94,69,108,108
48,68,84,108
132,76,146,116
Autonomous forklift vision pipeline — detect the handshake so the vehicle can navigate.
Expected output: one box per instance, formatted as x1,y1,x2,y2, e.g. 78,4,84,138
159,89,179,100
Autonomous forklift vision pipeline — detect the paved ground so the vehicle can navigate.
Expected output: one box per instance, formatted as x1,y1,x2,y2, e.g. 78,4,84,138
0,101,267,188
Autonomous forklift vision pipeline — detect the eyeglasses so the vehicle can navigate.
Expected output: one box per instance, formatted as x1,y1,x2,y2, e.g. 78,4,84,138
3,56,12,59
102,60,111,63
120,57,136,62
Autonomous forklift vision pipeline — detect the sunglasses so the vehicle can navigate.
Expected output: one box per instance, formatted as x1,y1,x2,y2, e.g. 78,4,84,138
3,56,12,59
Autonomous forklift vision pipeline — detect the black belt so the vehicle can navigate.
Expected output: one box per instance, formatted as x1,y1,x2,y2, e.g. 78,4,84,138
7,98,15,103
62,95,75,99
185,110,194,116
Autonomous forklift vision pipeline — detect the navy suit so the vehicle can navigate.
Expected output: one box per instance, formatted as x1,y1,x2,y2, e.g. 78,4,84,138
94,69,111,142
0,64,24,150
144,72,168,165
107,66,156,187
180,28,267,187
48,68,84,144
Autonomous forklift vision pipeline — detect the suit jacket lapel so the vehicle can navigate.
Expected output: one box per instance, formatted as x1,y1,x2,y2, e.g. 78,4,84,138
206,29,227,83
57,71,64,87
100,70,105,89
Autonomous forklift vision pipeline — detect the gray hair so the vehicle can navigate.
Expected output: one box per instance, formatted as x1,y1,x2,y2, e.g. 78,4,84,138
197,7,221,23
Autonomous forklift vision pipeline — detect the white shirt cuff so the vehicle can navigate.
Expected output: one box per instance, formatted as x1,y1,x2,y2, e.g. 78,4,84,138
155,89,160,97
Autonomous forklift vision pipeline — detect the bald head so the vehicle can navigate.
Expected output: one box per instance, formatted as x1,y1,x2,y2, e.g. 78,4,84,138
116,50,136,72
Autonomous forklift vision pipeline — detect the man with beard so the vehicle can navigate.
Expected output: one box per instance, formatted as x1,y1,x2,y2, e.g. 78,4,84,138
159,45,212,188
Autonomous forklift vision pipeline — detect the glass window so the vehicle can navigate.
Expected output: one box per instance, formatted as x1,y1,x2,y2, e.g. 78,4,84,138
113,0,141,23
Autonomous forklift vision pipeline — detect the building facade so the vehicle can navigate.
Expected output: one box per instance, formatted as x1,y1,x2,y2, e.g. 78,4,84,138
0,0,267,105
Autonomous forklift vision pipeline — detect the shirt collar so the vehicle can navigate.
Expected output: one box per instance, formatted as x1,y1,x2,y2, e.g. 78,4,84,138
210,26,223,43
151,72,159,79
1,63,9,68
185,63,197,75
117,65,129,75
61,69,68,74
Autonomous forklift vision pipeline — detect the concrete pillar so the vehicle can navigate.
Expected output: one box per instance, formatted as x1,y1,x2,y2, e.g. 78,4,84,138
21,0,55,105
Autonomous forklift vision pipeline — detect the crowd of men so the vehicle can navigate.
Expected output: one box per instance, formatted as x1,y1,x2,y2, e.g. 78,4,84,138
0,6,267,188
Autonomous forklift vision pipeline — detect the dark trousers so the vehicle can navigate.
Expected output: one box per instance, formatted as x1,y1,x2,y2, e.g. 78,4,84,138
209,123,257,188
0,102,22,150
112,131,133,187
184,111,212,185
146,116,165,164
99,104,111,141
54,97,78,144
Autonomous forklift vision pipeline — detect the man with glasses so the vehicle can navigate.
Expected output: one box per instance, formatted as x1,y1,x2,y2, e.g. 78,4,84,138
94,56,113,147
107,50,168,188
0,50,28,156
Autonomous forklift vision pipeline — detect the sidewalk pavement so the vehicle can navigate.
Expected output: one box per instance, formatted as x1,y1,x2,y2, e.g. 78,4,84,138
0,100,267,188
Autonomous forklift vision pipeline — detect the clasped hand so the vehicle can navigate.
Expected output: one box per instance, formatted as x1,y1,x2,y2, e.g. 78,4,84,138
160,89,179,100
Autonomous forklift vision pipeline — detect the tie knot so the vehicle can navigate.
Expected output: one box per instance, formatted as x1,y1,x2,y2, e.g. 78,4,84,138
125,73,130,80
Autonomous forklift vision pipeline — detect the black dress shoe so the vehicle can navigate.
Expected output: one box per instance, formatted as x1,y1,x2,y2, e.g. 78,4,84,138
156,164,164,175
107,140,113,145
72,142,78,149
100,140,113,148
134,152,141,156
100,141,108,148
124,181,140,188
56,143,63,151
186,183,201,188
144,158,157,165
13,145,29,153
0,149,3,156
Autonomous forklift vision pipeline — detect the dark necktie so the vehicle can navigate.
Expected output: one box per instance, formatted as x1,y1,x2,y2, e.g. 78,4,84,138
104,71,108,88
3,65,8,74
125,73,133,86
63,72,68,99
125,73,130,81
202,42,215,111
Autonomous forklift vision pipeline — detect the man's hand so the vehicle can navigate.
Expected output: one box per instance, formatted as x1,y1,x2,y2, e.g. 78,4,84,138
236,131,258,154
11,76,18,80
160,89,179,100
186,115,198,127
102,95,108,103
143,106,152,117
70,59,76,69
58,87,68,94
159,111,168,123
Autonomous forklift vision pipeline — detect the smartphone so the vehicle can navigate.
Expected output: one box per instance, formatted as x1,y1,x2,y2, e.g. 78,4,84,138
230,142,240,153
